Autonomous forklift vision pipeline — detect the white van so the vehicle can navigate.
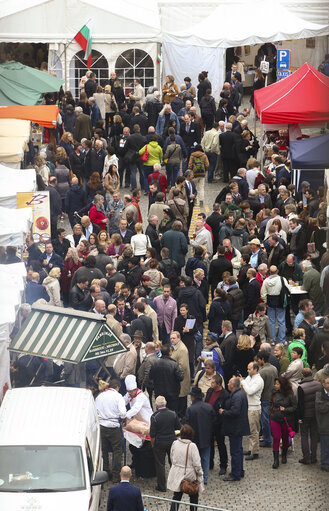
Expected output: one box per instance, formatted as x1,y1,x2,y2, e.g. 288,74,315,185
0,387,108,511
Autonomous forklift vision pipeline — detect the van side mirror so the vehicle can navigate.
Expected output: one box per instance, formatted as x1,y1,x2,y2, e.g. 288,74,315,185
91,471,109,486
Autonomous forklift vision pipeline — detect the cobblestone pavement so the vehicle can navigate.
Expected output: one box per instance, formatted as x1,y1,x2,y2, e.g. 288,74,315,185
99,432,329,511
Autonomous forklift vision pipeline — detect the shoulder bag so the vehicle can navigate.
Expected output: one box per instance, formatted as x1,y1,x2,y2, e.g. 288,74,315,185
140,145,149,162
180,442,200,496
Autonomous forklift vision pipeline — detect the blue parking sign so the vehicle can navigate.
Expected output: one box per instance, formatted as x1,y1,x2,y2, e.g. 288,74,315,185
277,50,290,70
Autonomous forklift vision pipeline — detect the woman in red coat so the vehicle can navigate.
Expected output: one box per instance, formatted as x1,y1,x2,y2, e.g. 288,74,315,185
89,194,108,231
60,247,81,306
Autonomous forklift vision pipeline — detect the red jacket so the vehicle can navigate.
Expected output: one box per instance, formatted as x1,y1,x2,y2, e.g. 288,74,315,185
256,271,268,302
131,197,143,223
60,259,81,292
89,204,106,230
147,171,168,199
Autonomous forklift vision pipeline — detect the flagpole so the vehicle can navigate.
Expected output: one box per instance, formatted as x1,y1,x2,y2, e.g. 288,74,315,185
50,19,93,76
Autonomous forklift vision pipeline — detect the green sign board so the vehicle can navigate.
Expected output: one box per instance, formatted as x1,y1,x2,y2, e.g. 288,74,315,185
82,323,127,361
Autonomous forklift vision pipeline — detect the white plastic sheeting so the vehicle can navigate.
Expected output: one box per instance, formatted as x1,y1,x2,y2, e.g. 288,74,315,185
0,206,32,247
0,165,37,209
162,43,225,103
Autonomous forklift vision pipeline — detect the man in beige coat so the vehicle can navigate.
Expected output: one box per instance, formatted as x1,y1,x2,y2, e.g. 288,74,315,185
137,298,159,342
106,304,123,338
113,334,137,381
170,331,191,418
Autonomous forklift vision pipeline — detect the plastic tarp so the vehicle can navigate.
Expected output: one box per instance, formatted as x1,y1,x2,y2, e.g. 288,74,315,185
0,105,59,128
254,63,329,124
290,134,329,170
0,206,33,246
0,0,161,43
0,61,63,105
0,165,37,208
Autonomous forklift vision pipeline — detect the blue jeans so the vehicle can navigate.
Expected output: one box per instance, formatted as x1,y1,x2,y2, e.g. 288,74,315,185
182,148,193,173
267,307,285,344
166,163,180,187
320,435,329,469
261,400,272,445
206,152,218,182
199,446,210,483
143,164,154,193
129,161,144,191
229,436,244,480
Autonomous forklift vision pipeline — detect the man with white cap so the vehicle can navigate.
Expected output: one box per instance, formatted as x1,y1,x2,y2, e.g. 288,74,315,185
124,374,153,424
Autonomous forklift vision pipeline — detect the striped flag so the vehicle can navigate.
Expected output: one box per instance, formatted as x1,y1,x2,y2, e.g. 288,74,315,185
74,21,92,69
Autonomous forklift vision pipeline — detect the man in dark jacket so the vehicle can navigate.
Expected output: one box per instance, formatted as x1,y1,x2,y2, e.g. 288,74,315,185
177,277,206,329
149,344,184,412
208,246,233,295
124,124,146,191
315,375,329,471
130,302,153,343
297,368,323,464
150,395,181,492
95,245,114,276
206,203,224,252
244,268,260,319
161,220,188,269
25,273,50,305
232,168,249,200
144,92,162,128
184,386,215,485
145,216,161,257
65,177,86,228
288,218,307,260
185,245,208,279
205,374,230,475
40,241,64,272
125,257,143,290
219,123,238,182
219,321,238,385
82,140,98,182
69,276,93,311
158,248,180,288
219,377,250,481
84,72,97,98
309,319,329,368
130,106,149,136
46,177,62,237
266,235,286,268
226,276,244,333
52,228,70,260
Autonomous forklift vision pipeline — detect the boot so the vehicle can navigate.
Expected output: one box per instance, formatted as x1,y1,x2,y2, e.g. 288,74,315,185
272,451,279,469
282,448,288,464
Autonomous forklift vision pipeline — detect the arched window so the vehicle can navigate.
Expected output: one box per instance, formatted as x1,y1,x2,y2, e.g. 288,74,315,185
115,49,154,96
70,49,109,99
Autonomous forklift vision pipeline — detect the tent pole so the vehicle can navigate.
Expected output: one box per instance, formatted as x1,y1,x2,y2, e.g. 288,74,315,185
64,41,68,91
260,122,264,171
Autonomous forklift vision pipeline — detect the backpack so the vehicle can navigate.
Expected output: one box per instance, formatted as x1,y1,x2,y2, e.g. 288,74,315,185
279,277,291,308
159,259,179,285
191,156,206,177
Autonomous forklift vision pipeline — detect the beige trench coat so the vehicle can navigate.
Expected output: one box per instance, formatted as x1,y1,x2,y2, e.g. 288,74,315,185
171,341,191,397
167,438,204,493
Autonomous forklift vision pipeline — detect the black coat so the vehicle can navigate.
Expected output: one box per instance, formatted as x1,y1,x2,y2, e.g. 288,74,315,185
177,286,206,326
219,332,238,367
83,149,98,179
130,114,149,136
150,407,181,443
106,272,126,295
69,151,84,178
206,212,224,251
244,278,260,318
124,133,146,164
219,131,237,160
232,348,255,377
309,330,329,368
205,387,230,427
69,285,93,311
144,98,162,128
46,185,62,219
130,314,153,342
39,250,64,272
208,257,233,293
227,286,244,321
174,314,198,364
149,356,184,398
184,399,216,449
145,224,160,256
208,298,232,334
65,185,86,215
84,79,96,98
222,389,250,437
225,71,242,83
180,120,201,148
126,265,143,290
112,228,133,244
52,238,71,260
71,266,104,288
232,175,249,200
238,264,251,297
197,79,212,103
298,320,315,352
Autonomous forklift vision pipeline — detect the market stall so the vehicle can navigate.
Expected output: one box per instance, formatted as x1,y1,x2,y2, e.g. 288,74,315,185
0,105,59,128
290,133,329,191
0,165,36,208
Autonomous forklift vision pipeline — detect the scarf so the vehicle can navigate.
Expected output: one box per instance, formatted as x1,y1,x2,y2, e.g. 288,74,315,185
290,224,301,235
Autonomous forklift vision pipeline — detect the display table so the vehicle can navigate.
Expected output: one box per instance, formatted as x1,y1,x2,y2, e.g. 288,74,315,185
288,285,308,296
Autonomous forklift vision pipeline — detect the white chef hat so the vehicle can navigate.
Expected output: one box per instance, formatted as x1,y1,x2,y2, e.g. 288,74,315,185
125,374,137,391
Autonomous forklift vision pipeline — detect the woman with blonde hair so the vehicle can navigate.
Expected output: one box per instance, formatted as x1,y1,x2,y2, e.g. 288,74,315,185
59,131,74,156
130,223,151,258
232,334,255,377
66,224,86,248
34,155,50,186
108,114,124,149
193,267,208,302
273,343,290,375
60,247,81,306
93,85,105,120
104,84,118,132
77,90,90,115
104,164,120,201
162,75,179,104
43,267,62,306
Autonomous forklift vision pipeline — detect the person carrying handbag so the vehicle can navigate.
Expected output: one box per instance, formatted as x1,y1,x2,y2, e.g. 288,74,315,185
167,424,204,511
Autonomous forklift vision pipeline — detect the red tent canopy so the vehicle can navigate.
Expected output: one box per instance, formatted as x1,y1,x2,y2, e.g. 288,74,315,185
254,63,329,124
0,105,59,128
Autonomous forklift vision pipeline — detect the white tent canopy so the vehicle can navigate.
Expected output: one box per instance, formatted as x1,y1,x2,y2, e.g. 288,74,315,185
0,165,37,209
163,0,329,99
0,206,32,246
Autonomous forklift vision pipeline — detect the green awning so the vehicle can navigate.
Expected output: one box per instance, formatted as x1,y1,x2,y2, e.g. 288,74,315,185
9,305,127,363
0,61,64,106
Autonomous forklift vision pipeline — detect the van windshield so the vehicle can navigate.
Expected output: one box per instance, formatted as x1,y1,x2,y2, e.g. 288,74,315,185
0,446,85,492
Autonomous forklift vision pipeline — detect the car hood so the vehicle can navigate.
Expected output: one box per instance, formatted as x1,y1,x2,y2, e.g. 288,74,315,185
0,489,90,511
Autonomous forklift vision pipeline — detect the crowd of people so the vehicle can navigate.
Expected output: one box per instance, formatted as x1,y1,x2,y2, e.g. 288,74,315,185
5,65,329,508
